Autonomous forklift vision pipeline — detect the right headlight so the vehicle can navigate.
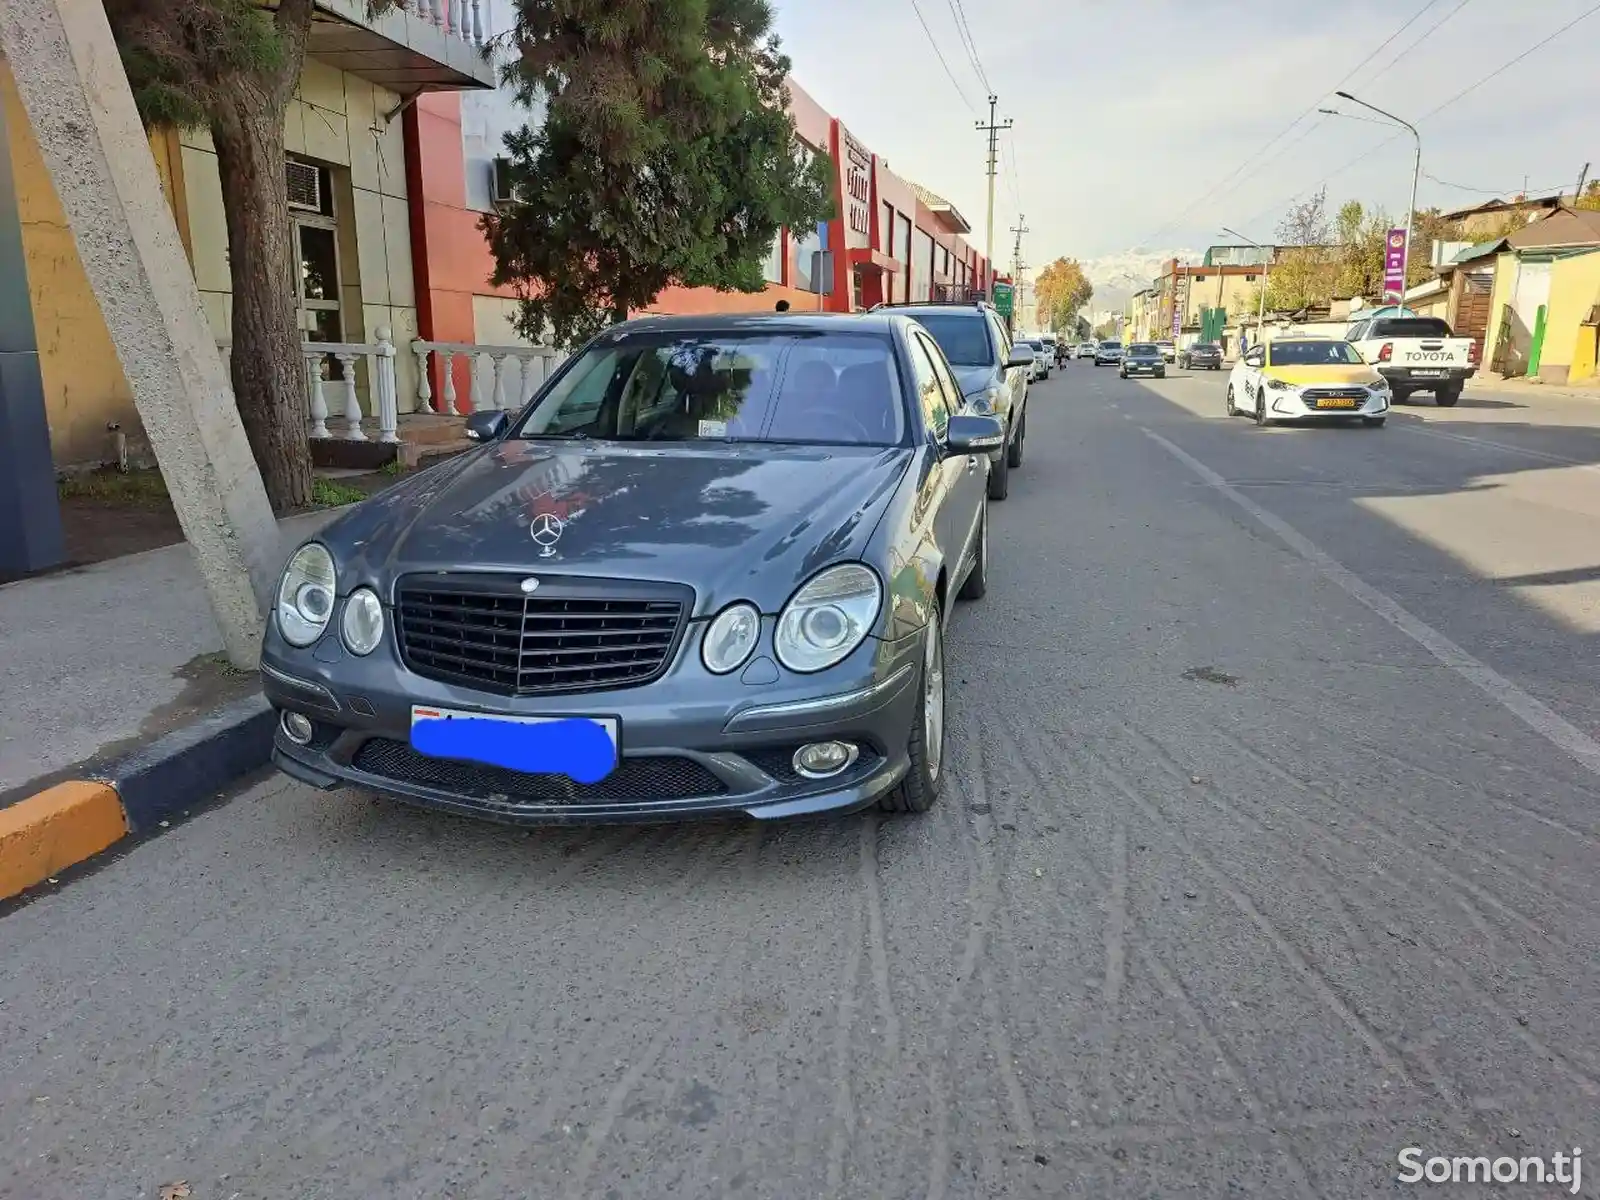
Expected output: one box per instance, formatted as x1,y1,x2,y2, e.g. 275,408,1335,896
775,564,882,674
701,602,760,674
276,542,336,648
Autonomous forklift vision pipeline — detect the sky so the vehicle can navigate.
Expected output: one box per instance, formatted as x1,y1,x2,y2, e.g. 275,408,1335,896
770,0,1598,309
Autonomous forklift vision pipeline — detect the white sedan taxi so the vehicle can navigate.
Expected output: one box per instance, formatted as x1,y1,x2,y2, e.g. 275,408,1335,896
1226,336,1390,427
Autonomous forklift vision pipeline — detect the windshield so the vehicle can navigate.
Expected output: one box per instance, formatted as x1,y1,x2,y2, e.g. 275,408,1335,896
1101,341,1121,349
907,313,993,366
1129,344,1159,355
1268,340,1364,366
1370,318,1453,338
512,332,906,446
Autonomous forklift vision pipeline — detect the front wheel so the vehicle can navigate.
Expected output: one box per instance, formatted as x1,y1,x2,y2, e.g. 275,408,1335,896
879,609,945,815
1225,383,1238,416
987,449,1010,501
1007,413,1025,468
1254,388,1271,427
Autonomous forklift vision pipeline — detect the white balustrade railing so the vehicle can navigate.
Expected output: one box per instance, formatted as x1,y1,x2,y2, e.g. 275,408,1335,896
401,0,488,47
412,340,565,415
217,329,400,444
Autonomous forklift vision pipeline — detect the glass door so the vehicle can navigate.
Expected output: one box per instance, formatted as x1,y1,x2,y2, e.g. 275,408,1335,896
296,217,344,380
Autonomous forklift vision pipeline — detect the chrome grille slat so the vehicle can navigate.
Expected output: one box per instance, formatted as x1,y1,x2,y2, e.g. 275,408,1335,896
396,575,690,697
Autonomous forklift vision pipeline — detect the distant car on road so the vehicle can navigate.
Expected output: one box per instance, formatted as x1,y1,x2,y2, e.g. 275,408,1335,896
1093,340,1125,367
1019,339,1051,381
872,299,1033,499
1076,341,1096,360
1120,343,1167,379
262,311,1009,826
1178,342,1223,370
1155,340,1177,363
1227,335,1390,427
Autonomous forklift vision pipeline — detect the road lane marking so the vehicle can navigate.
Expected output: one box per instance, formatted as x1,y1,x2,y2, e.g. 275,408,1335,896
1140,426,1600,781
1398,424,1600,473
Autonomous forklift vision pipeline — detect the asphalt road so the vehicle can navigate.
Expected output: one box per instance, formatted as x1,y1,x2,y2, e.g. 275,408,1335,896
6,367,1600,1199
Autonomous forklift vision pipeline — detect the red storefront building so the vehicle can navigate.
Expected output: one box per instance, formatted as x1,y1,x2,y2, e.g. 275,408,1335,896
401,78,996,406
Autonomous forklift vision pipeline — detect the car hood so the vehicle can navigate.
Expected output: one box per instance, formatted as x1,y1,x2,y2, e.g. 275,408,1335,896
952,365,1000,397
321,440,912,615
1264,365,1382,387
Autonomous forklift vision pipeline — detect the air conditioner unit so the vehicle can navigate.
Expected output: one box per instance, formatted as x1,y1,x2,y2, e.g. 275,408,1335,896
491,157,517,205
286,159,322,213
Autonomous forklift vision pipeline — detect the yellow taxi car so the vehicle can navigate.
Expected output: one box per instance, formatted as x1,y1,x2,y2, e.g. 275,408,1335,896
1225,336,1390,428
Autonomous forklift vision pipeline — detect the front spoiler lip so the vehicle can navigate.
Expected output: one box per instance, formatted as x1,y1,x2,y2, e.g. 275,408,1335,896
271,739,909,826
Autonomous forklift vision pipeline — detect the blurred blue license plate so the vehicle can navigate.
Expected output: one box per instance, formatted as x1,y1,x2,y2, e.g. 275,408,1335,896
410,705,618,783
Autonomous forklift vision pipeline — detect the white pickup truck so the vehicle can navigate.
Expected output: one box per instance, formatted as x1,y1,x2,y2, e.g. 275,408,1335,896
1342,314,1479,406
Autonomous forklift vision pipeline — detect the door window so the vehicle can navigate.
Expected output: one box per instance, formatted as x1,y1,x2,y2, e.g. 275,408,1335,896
909,335,952,439
921,335,967,417
1244,346,1266,367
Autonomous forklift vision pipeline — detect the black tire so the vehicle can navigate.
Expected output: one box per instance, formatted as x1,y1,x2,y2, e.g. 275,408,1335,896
1391,387,1411,405
987,448,1010,501
1436,386,1461,407
879,608,945,815
1007,412,1025,468
1254,386,1271,427
1362,416,1386,427
1225,384,1238,416
1156,370,1166,379
958,502,988,601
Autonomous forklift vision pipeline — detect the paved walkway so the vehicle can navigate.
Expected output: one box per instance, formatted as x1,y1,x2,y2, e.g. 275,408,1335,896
0,509,342,799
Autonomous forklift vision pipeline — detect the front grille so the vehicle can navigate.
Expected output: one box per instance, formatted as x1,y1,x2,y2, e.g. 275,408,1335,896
395,574,690,696
352,738,727,805
1303,387,1367,401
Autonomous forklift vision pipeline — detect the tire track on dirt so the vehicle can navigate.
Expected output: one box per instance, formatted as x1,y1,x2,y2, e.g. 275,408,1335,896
824,840,868,1195
1205,724,1596,951
206,823,654,1158
858,816,901,1063
1084,726,1600,1100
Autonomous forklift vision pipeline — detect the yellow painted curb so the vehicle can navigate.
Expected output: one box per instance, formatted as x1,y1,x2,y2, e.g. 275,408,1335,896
0,782,127,901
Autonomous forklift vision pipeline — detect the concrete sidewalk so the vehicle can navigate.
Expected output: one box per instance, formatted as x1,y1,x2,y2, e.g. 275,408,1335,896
0,509,344,798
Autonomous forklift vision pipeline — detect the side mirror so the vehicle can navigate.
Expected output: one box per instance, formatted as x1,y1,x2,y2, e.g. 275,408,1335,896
1005,348,1035,369
945,413,1006,455
464,409,510,442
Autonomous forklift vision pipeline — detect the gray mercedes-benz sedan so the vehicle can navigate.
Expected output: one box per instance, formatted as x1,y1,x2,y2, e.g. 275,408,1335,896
262,313,1005,825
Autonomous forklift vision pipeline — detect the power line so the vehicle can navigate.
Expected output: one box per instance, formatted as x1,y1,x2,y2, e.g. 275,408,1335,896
1344,0,1476,93
1137,0,1447,247
946,0,991,94
907,0,978,112
1236,1,1600,233
1423,170,1566,195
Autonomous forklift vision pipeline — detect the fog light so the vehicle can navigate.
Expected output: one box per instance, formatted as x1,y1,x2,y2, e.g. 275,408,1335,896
281,710,314,746
793,740,859,780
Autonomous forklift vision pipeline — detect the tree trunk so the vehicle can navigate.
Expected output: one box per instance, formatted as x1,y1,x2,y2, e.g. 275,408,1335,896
212,83,313,513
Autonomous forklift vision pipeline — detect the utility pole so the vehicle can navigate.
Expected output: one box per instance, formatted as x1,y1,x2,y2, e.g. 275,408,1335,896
1575,162,1591,203
976,96,1013,273
2,0,280,667
1010,217,1029,330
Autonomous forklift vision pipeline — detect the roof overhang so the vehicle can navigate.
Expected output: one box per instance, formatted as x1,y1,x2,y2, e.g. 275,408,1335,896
308,0,497,93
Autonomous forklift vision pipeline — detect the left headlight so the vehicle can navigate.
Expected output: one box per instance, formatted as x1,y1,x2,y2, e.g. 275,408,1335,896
1370,377,1391,391
775,564,882,674
966,385,1004,414
1265,377,1292,391
276,542,336,648
341,587,385,656
702,602,761,674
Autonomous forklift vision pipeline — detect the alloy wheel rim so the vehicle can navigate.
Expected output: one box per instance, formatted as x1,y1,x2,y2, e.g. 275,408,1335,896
924,619,945,780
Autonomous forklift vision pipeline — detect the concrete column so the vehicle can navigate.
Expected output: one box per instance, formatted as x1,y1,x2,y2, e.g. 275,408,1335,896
0,0,280,668
0,92,65,579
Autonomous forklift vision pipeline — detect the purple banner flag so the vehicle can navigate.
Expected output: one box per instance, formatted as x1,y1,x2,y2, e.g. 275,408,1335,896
1383,228,1408,300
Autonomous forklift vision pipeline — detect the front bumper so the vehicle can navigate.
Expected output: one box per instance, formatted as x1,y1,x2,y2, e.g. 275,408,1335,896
1121,362,1165,375
261,622,925,826
1262,387,1391,421
1377,366,1474,387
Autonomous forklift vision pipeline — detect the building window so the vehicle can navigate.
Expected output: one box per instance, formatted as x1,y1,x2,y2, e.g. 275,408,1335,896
1246,274,1257,282
763,232,784,285
792,223,825,294
1194,274,1207,282
882,201,893,251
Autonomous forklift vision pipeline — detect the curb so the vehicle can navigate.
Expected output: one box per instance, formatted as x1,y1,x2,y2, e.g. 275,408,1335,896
0,692,274,901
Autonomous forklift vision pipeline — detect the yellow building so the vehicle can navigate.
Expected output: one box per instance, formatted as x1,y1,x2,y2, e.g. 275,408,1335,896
1481,209,1600,382
1,2,494,469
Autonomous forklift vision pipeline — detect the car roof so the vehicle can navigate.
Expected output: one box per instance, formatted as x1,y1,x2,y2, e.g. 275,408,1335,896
873,302,990,318
606,311,900,338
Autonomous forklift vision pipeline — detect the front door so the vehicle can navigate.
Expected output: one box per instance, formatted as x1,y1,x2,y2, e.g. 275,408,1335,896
914,332,984,576
296,217,345,383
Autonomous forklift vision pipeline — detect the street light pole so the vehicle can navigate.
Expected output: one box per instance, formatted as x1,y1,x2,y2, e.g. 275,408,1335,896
1334,91,1420,303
